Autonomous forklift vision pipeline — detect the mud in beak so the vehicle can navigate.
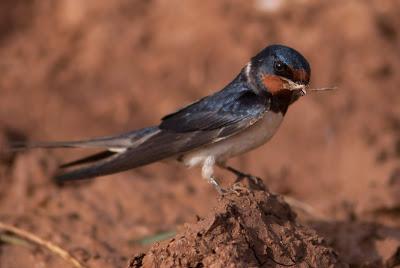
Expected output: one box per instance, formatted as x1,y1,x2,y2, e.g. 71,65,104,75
280,77,308,95
280,77,336,96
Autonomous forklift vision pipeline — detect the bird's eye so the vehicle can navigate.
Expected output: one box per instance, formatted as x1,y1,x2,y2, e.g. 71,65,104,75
274,61,285,72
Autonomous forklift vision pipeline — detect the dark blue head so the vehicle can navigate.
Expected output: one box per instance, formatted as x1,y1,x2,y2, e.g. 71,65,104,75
246,44,311,96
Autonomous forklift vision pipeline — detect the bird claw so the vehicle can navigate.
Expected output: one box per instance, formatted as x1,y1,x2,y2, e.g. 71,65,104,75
223,165,266,191
207,176,226,195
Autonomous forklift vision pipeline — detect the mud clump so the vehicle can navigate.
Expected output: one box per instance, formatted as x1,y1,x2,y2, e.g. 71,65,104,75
129,185,346,267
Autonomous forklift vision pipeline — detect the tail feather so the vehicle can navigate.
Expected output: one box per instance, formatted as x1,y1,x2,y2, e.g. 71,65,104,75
60,150,116,168
9,127,159,151
8,126,164,182
55,150,134,182
10,137,130,151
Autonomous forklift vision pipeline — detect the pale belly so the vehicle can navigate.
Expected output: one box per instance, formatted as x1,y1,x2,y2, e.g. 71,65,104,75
181,111,284,167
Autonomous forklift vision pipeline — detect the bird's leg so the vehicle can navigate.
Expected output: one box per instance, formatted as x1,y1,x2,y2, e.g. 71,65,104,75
202,156,224,194
217,161,252,182
225,166,250,182
217,162,265,190
208,175,224,195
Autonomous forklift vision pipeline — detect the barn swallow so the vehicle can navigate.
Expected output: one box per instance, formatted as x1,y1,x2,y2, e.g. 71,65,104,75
13,44,312,193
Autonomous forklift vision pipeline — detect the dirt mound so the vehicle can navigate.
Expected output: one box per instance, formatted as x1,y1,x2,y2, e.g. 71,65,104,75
129,184,345,267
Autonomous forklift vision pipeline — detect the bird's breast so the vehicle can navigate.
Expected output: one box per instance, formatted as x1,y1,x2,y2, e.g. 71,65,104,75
182,111,284,167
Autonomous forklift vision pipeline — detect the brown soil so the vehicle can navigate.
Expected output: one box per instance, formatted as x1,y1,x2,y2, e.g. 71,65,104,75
0,0,400,267
130,183,345,268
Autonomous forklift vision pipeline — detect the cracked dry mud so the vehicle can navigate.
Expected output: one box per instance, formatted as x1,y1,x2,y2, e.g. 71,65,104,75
129,184,345,268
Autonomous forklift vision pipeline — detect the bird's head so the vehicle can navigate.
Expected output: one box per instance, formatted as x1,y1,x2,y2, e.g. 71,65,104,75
245,44,311,98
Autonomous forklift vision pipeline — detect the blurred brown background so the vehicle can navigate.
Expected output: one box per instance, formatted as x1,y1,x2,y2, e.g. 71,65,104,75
0,0,399,267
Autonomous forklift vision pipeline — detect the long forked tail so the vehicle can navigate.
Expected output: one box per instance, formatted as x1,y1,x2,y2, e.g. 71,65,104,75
9,127,159,151
10,136,130,151
8,127,165,182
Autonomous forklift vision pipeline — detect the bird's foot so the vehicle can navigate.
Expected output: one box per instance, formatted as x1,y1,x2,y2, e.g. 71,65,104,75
224,166,266,191
207,176,226,195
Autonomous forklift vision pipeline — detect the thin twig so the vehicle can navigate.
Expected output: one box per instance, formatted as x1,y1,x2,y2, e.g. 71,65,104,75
0,221,87,268
308,86,338,92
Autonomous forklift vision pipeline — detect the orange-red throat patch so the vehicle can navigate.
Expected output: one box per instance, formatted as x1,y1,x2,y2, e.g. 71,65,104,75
262,74,287,95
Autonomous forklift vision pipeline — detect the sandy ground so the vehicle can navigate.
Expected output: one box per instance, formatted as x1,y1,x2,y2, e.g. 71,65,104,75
0,0,400,267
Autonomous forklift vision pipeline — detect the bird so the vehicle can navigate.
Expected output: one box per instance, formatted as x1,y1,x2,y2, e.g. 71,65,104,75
13,44,312,193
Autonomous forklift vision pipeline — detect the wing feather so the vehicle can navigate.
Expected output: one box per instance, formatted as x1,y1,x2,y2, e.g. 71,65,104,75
160,90,269,132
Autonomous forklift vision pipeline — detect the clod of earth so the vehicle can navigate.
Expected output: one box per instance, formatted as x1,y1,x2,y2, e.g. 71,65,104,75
129,184,347,267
